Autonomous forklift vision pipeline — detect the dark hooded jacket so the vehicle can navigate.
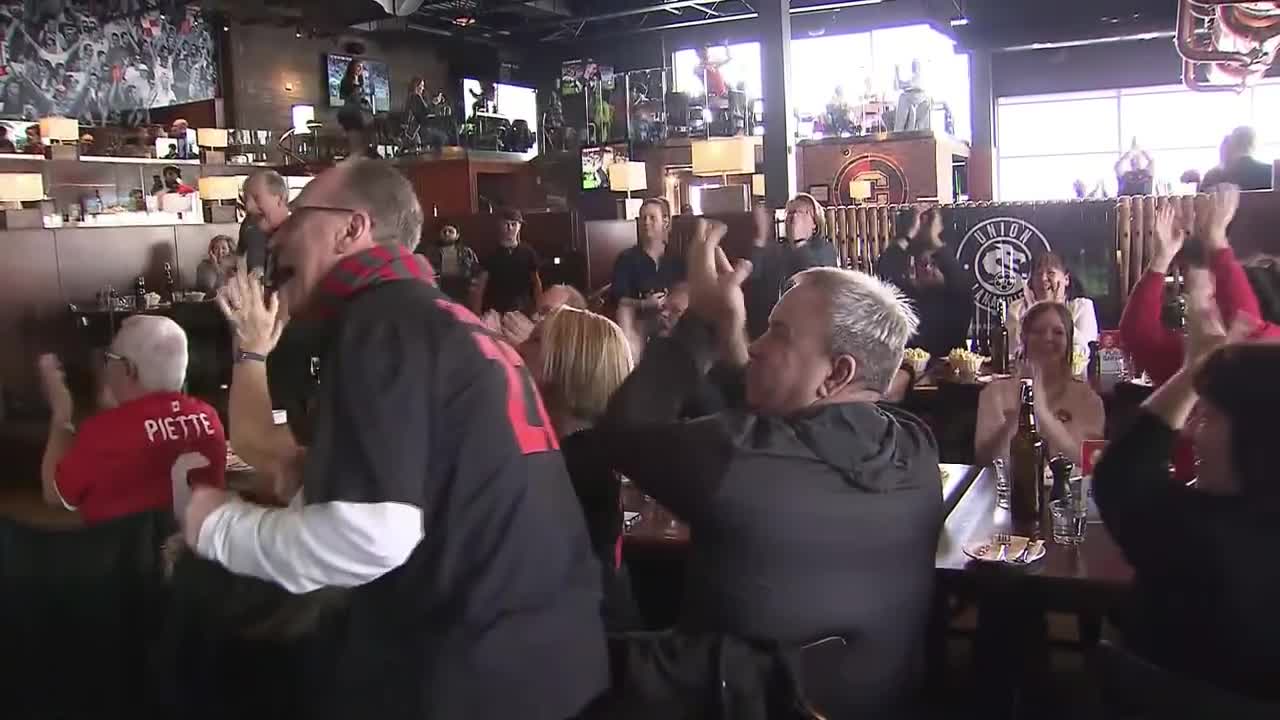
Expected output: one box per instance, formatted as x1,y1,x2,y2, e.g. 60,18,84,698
597,315,943,717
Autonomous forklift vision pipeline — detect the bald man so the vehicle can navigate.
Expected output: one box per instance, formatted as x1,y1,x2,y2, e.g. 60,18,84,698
37,316,226,524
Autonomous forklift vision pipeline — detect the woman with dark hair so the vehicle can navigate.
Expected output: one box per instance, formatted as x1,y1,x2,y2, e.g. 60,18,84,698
975,301,1105,467
1005,251,1099,361
1094,270,1280,702
336,59,372,157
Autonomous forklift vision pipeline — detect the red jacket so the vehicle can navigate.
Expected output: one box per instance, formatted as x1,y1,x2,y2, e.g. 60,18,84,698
1119,247,1280,482
1120,247,1280,386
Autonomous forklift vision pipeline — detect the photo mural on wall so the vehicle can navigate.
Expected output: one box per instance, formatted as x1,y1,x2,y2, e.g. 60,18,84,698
0,1,217,126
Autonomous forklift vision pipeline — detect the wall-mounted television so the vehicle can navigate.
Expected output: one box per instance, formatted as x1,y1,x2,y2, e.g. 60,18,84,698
581,144,629,190
325,54,391,113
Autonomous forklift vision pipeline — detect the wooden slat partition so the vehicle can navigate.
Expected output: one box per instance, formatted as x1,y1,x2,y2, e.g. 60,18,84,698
824,193,1234,302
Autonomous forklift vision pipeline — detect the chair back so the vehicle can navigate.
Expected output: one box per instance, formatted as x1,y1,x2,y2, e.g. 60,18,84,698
0,510,173,718
1092,639,1280,719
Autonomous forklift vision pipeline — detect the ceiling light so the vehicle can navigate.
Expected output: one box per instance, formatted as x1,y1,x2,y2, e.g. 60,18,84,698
452,15,476,27
949,16,969,26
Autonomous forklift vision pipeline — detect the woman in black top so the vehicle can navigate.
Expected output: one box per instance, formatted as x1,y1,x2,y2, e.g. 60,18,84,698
337,60,372,158
534,306,639,629
1094,271,1280,702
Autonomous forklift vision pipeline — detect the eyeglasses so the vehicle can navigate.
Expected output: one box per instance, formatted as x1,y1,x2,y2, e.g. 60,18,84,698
102,350,133,371
282,204,375,230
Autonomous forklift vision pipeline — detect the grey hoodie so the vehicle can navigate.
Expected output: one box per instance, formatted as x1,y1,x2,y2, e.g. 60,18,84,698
599,316,944,717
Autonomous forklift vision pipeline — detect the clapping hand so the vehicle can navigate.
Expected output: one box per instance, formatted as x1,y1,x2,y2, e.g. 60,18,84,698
36,353,73,424
1153,202,1185,271
1199,183,1239,252
500,311,536,347
750,205,773,249
1183,267,1257,366
687,219,752,332
216,257,287,355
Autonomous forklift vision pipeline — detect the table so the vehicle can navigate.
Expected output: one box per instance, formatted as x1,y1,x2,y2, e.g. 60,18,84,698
936,465,1133,610
621,463,978,547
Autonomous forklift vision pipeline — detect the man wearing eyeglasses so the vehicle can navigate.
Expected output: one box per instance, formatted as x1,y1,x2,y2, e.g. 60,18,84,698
36,315,226,525
186,160,606,720
744,194,838,339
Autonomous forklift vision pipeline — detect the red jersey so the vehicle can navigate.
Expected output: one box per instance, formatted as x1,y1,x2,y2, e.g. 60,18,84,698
56,392,226,525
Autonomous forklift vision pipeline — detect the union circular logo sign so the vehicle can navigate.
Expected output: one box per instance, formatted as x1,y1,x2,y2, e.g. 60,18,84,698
955,216,1051,312
833,153,909,205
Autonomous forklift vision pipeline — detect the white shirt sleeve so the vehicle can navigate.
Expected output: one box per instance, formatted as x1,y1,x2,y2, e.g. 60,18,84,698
1072,298,1100,357
194,497,423,594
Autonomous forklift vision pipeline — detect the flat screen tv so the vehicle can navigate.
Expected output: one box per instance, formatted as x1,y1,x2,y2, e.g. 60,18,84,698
325,54,391,113
581,144,629,190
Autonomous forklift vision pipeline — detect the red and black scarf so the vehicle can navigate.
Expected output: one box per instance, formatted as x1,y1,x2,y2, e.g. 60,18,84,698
311,244,436,318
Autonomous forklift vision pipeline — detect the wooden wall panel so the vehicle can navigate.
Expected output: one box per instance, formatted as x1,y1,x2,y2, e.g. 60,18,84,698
55,227,176,305
0,230,62,392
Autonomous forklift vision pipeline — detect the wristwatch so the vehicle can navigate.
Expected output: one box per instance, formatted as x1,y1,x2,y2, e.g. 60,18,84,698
236,350,268,364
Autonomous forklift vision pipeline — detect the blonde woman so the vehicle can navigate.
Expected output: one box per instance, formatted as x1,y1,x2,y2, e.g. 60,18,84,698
536,306,634,563
976,301,1104,467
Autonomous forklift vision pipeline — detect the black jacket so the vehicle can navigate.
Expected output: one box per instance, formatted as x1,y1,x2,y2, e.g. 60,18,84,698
306,280,607,720
745,237,838,339
597,316,944,716
877,242,972,357
584,630,817,720
1094,410,1280,701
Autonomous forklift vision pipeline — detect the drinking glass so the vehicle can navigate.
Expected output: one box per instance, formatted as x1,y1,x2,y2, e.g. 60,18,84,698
1050,498,1086,545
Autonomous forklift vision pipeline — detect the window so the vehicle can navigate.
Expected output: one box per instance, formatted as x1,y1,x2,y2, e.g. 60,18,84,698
789,23,972,142
672,43,762,99
996,80,1280,200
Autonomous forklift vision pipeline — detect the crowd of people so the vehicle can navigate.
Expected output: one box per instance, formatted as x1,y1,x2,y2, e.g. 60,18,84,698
21,150,1280,717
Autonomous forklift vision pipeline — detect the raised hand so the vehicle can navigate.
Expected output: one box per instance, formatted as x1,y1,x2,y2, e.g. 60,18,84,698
1049,275,1067,304
216,257,287,355
500,311,536,347
1201,183,1239,251
687,219,752,333
751,205,773,248
37,353,73,423
1152,201,1185,272
1183,266,1257,366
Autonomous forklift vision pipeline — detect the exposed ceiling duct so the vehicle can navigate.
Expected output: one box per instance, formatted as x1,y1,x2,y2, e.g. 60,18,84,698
1175,0,1280,92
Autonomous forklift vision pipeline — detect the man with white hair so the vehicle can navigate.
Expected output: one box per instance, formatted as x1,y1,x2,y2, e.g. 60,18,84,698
598,219,944,717
37,315,226,525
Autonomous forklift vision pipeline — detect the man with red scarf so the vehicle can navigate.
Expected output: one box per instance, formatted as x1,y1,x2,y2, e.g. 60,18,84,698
183,160,606,720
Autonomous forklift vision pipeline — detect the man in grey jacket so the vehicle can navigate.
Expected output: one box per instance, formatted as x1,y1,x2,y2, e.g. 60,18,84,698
598,219,943,718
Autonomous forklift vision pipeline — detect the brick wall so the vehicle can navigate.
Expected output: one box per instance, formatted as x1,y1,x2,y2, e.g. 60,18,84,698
224,22,449,131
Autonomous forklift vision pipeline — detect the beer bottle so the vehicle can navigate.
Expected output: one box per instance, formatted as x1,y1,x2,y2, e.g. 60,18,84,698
1086,341,1101,389
133,275,147,312
990,300,1009,374
1009,378,1045,531
163,262,175,303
